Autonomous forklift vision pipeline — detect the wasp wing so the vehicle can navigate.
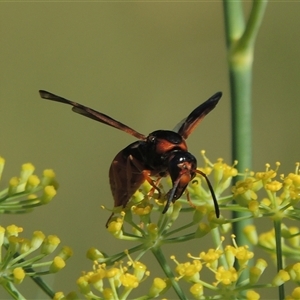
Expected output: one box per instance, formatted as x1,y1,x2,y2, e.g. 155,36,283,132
39,90,146,140
177,92,222,139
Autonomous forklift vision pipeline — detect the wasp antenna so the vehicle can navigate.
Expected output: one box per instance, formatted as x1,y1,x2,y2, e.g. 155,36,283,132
196,169,220,218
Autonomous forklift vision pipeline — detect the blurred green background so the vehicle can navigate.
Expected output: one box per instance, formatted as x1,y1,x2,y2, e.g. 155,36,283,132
1,2,299,299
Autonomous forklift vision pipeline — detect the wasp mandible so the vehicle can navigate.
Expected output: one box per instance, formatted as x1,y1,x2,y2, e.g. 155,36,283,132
39,90,222,226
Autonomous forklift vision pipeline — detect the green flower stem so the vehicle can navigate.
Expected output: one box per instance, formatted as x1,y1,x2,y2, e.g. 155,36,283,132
151,246,187,300
25,273,55,298
101,243,149,265
273,219,285,300
210,227,227,268
223,0,267,245
2,244,55,299
164,233,198,244
164,221,195,238
1,281,26,300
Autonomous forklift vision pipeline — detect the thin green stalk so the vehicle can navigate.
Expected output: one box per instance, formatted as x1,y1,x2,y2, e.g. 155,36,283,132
274,219,285,300
1,281,26,300
151,246,187,300
4,245,56,298
223,0,267,244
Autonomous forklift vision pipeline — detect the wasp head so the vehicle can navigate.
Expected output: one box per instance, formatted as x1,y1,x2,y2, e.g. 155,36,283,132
162,151,197,213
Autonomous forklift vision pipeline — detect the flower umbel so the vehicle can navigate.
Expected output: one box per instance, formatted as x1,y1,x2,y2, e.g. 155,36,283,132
0,158,58,214
76,252,161,299
171,236,265,298
232,162,300,221
0,225,72,298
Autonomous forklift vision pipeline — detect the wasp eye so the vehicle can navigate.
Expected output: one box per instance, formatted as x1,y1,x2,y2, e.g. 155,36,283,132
148,135,156,143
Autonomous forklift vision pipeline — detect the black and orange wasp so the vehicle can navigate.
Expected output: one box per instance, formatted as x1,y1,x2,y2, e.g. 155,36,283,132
39,90,222,226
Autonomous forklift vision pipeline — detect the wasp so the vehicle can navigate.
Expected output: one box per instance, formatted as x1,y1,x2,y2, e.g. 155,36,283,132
39,90,222,226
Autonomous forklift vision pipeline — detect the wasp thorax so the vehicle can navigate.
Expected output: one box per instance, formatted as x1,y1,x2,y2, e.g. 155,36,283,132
147,130,188,156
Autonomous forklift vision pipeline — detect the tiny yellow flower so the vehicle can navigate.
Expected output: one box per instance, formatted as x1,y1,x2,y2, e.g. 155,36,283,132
54,292,79,300
41,235,61,254
20,163,35,183
258,230,276,250
224,245,236,268
215,266,238,285
132,204,152,216
0,226,5,247
249,266,263,284
255,163,278,181
291,287,300,299
283,172,300,200
213,158,238,192
42,169,56,186
199,248,222,269
58,246,73,261
127,258,147,281
77,276,91,295
249,259,268,285
8,177,20,195
53,292,65,300
107,218,123,237
148,278,167,297
255,259,268,272
88,269,105,291
234,246,254,267
190,282,204,298
272,269,290,286
174,260,202,282
248,200,261,216
25,175,40,192
195,222,211,238
86,247,105,261
30,231,45,250
41,185,57,204
246,290,260,300
265,180,282,192
243,225,258,245
120,273,139,288
147,223,158,239
285,226,300,247
0,156,5,180
50,256,66,273
20,239,31,254
13,267,25,284
102,288,114,299
105,267,121,279
285,262,300,282
232,178,258,204
8,236,22,253
6,225,23,237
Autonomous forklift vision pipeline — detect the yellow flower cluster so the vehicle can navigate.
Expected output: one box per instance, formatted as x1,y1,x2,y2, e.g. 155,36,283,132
171,236,264,299
232,162,300,220
0,224,72,289
66,252,168,299
0,157,58,213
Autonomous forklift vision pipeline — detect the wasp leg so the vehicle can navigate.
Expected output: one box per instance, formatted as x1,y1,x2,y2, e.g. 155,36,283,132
105,213,114,228
148,177,162,199
185,190,196,208
128,155,162,198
